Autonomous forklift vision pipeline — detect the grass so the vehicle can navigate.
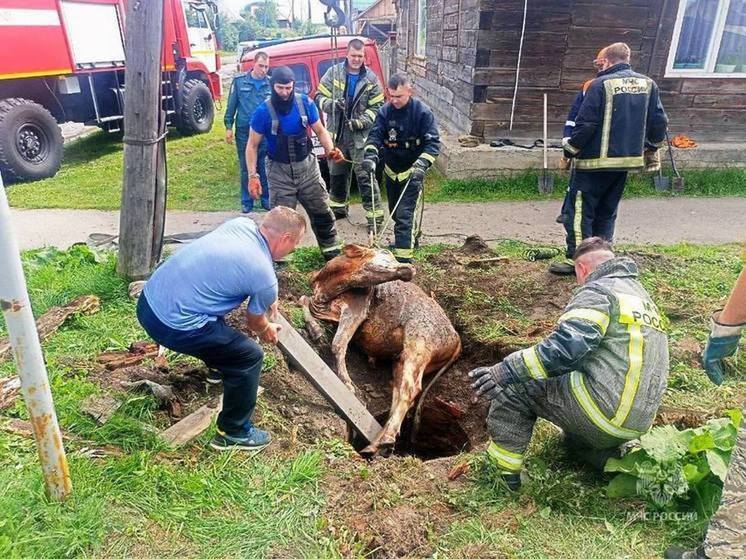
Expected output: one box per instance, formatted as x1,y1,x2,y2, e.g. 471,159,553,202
0,242,744,557
5,108,745,210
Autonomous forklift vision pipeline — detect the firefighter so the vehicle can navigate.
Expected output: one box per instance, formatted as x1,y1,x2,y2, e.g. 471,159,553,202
225,51,272,213
469,237,669,491
550,42,668,276
556,49,605,225
315,38,385,233
361,73,440,263
665,270,746,559
246,66,345,261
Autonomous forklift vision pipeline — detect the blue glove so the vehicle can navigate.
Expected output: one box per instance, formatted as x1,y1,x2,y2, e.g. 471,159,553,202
702,311,744,385
468,363,516,400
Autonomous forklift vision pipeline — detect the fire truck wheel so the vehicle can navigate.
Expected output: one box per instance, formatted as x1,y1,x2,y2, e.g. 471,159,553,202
0,98,63,182
176,79,214,135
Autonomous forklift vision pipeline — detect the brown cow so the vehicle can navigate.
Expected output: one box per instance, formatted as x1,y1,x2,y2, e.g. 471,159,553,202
299,245,461,456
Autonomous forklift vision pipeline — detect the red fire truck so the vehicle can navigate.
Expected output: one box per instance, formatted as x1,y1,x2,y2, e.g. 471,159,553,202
0,0,222,182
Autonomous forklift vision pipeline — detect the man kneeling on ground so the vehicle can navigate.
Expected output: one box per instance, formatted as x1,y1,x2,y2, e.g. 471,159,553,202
469,237,669,490
137,207,306,451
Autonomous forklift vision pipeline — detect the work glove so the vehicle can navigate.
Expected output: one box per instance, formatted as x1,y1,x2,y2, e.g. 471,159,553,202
643,149,661,173
335,98,347,112
327,147,345,163
468,362,516,400
249,175,262,200
360,158,376,173
409,159,429,185
702,310,745,385
561,137,578,160
348,119,365,131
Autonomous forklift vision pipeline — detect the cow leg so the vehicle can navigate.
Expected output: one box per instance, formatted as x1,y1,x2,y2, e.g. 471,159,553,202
362,341,431,456
330,298,370,393
299,295,325,342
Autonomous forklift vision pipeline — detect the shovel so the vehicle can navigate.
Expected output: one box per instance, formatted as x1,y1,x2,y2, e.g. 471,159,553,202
667,132,685,193
538,93,554,194
653,166,671,192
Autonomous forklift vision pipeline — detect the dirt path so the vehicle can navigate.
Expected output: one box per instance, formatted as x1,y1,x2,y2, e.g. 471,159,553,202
8,197,745,251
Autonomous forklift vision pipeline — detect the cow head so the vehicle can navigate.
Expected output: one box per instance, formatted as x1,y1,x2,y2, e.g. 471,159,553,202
310,245,415,301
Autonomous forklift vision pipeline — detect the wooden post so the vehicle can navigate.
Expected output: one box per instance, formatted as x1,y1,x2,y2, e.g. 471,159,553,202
117,0,166,280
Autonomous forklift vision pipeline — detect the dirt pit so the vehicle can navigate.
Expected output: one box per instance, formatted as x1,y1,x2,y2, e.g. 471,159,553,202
272,237,579,460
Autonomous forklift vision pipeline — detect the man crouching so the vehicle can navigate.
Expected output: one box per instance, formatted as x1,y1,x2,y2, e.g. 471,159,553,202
137,207,305,451
469,237,669,490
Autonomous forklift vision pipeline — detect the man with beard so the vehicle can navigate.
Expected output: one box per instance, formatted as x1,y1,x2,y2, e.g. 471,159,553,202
246,66,345,260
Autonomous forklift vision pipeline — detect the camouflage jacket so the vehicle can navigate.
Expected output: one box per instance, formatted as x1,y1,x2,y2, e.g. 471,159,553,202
315,62,384,148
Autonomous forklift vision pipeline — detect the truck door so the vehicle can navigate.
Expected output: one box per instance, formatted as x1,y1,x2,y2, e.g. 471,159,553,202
183,2,217,73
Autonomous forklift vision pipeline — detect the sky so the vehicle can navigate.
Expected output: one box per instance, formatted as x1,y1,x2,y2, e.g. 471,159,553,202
219,0,329,24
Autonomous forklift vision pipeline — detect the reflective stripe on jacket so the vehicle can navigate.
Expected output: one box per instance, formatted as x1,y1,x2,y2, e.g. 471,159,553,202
502,257,669,439
315,62,384,148
567,63,668,171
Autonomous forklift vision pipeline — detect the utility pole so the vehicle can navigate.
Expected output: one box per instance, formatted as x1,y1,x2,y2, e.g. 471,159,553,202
117,0,167,280
0,174,71,501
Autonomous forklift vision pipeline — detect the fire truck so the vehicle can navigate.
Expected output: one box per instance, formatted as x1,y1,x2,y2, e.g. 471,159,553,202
0,0,222,182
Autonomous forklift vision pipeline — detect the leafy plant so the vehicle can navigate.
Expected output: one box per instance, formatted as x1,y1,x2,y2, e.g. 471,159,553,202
604,410,741,520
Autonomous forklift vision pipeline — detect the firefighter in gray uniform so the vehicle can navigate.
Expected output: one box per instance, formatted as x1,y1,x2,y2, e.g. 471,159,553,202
469,237,669,490
666,269,746,559
247,66,345,260
316,38,385,233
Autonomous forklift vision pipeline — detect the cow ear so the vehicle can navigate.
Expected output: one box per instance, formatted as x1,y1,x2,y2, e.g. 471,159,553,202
343,244,365,258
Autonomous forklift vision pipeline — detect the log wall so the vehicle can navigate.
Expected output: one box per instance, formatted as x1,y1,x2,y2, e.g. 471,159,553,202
397,0,746,141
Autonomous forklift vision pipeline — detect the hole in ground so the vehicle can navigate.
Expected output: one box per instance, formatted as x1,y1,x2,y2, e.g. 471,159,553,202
349,398,473,461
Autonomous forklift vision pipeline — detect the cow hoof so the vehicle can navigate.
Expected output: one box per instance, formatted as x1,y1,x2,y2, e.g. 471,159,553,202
360,441,395,458
360,443,378,457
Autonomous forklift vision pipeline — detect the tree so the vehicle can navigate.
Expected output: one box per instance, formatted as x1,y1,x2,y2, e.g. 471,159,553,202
215,14,239,51
253,0,278,28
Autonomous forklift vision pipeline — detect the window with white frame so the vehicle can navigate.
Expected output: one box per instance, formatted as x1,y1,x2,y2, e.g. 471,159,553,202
666,0,746,77
415,0,427,57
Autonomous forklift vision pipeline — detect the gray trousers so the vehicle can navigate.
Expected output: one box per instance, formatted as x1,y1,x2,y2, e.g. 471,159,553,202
267,154,340,257
486,374,628,472
704,416,745,559
328,133,384,229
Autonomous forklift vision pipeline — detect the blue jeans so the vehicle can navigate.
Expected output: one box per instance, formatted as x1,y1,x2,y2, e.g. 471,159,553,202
137,294,264,436
236,128,270,211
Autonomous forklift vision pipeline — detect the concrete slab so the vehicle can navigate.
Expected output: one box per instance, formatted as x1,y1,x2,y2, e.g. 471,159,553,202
437,135,746,179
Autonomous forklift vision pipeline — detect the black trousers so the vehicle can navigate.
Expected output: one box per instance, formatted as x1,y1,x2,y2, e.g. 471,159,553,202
563,170,628,259
386,175,424,262
137,295,264,436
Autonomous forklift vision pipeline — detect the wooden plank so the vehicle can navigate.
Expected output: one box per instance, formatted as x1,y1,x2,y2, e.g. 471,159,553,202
0,295,100,362
160,395,222,447
275,313,382,444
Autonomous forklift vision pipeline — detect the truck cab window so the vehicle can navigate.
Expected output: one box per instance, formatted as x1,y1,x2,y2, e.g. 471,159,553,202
286,63,311,95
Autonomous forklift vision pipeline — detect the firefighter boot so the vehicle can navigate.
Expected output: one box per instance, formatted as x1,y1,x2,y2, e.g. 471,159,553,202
548,259,576,276
328,174,349,219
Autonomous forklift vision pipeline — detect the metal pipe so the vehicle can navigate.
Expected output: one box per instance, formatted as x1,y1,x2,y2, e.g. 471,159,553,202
0,173,72,501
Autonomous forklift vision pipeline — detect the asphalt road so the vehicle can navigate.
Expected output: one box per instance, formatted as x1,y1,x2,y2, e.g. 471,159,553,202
7,197,745,251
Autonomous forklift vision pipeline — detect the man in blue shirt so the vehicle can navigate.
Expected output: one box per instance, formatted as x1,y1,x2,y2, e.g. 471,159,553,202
247,65,346,261
225,51,271,213
137,207,306,451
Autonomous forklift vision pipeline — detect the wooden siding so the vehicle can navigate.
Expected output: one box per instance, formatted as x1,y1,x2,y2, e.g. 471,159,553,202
398,0,746,141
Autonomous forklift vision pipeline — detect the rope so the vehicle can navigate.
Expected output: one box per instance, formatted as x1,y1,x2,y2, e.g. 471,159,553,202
509,0,528,131
374,176,412,246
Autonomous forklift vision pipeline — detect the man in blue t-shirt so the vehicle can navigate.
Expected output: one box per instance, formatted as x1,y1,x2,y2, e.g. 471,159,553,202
225,51,272,213
246,65,346,261
137,207,306,451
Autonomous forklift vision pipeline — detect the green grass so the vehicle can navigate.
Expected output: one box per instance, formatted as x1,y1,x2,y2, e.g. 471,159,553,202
0,243,744,557
427,167,746,203
6,109,745,210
